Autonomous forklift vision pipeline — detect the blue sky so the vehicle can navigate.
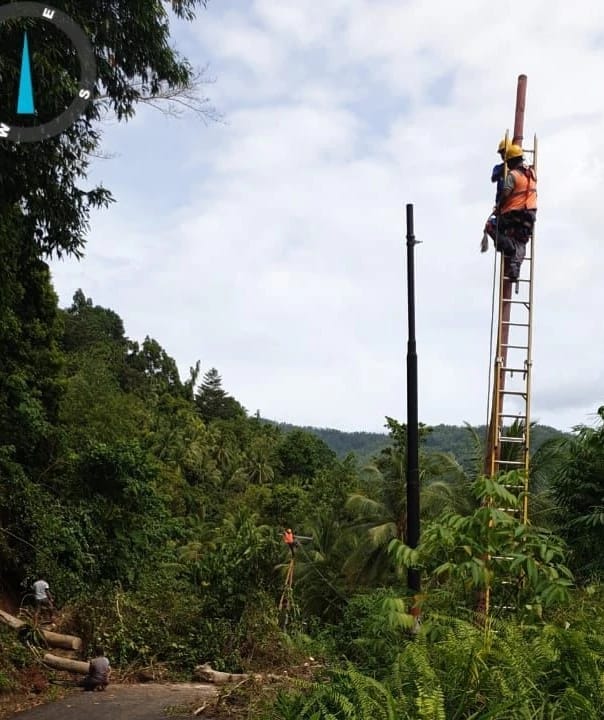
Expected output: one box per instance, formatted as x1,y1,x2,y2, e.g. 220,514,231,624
50,0,604,433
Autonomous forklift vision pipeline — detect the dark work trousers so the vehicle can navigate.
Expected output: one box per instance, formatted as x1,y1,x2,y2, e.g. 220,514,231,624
495,210,536,280
496,234,527,280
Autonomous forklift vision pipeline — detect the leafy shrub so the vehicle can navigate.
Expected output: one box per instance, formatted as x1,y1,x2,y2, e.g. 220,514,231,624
333,588,413,674
272,613,604,719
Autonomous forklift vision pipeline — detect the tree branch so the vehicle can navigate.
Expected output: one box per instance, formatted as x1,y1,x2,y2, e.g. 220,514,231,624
95,66,223,125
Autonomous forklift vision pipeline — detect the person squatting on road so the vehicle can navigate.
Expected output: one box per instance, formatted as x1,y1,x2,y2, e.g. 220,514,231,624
78,646,111,691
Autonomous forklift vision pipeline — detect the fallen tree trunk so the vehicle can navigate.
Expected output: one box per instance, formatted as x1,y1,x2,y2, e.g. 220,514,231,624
0,609,82,651
42,653,89,675
193,664,248,684
41,630,82,652
193,663,288,685
0,609,23,630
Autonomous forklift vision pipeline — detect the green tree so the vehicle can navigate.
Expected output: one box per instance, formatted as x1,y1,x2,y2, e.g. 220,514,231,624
195,368,246,423
195,508,281,620
390,473,574,615
0,230,64,475
277,429,336,483
549,406,604,579
0,0,212,259
75,440,172,587
345,418,463,584
0,0,213,589
290,511,357,623
62,290,127,354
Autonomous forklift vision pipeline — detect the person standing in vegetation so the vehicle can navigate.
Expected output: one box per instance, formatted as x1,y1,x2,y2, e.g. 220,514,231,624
283,528,296,556
32,578,54,617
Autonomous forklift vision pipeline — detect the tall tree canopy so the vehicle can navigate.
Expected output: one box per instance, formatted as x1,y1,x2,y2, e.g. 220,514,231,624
195,368,246,423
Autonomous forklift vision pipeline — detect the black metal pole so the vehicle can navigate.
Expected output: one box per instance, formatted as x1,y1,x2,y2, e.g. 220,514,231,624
406,203,421,595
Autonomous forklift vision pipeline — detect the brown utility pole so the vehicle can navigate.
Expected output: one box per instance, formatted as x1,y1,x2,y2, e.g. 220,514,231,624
484,74,527,477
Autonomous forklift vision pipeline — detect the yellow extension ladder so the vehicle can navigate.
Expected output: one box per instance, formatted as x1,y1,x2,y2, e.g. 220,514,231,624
484,133,538,615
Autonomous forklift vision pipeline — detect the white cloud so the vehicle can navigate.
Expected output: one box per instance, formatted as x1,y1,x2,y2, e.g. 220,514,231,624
51,0,604,433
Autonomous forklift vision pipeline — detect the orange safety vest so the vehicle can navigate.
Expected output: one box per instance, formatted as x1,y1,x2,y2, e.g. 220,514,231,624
500,166,537,213
283,530,294,544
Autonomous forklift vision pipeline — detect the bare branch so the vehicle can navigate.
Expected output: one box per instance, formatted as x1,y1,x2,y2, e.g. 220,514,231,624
87,146,120,160
94,66,224,125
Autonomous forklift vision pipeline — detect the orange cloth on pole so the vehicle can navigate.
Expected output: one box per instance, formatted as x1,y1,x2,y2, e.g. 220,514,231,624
283,530,294,544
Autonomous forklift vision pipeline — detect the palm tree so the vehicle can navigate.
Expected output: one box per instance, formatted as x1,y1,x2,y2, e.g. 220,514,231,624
243,437,276,484
345,419,479,586
540,407,604,579
286,511,357,623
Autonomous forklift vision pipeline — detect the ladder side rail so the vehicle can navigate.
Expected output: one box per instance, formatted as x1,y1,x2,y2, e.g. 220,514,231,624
522,133,538,523
490,253,507,479
490,123,514,479
485,127,513,618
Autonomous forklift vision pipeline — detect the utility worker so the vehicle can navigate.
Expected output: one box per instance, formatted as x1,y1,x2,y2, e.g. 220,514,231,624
494,143,537,281
492,138,511,203
481,138,511,251
283,528,296,556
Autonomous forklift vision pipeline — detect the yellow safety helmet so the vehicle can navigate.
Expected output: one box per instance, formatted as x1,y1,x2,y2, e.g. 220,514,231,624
497,138,510,153
505,144,524,160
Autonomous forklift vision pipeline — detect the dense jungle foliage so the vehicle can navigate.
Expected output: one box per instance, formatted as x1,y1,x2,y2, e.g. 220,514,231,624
1,284,603,718
2,1,604,718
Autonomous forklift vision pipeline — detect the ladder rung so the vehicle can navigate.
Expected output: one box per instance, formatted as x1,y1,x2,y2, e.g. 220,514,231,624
501,484,525,489
501,367,528,373
497,507,520,513
498,390,527,396
501,344,528,350
499,436,525,443
502,322,529,327
498,413,527,419
495,460,524,466
493,556,514,561
502,300,530,305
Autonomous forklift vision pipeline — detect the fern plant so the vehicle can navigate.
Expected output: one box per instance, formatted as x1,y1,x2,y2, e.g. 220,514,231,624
271,665,401,720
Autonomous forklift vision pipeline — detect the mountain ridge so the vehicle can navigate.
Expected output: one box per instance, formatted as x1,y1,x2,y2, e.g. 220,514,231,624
266,420,569,468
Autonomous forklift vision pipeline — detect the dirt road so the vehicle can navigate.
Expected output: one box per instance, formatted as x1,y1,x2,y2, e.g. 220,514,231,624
9,683,218,720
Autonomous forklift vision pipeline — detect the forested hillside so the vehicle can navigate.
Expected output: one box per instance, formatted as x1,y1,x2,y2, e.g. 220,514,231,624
1,285,604,717
273,420,568,468
0,288,358,672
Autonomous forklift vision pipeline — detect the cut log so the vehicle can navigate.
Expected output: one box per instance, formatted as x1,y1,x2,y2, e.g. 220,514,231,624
0,609,82,650
40,630,82,652
193,663,248,684
42,653,89,675
192,663,292,685
0,608,24,629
